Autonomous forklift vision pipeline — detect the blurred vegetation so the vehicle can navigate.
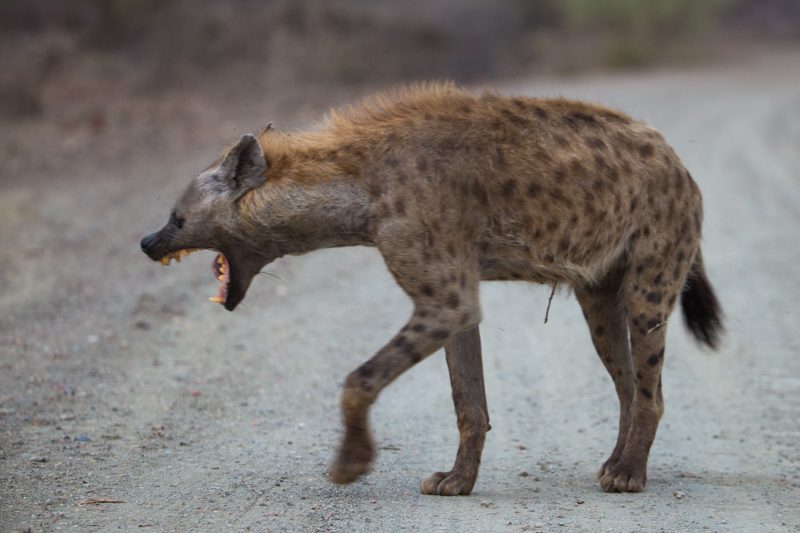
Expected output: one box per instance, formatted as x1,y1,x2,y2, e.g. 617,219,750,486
1,0,799,119
555,0,734,68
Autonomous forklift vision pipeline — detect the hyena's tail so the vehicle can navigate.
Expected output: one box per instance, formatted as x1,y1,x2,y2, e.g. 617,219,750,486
680,249,724,349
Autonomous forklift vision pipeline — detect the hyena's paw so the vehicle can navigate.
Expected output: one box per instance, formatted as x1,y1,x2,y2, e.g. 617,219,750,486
420,470,476,496
329,434,375,485
598,461,646,493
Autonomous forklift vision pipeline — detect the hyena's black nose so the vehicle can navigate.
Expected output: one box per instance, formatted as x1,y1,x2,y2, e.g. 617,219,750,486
140,233,157,253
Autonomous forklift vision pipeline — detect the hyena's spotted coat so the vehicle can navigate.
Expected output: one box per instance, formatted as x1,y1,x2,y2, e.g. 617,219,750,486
141,83,723,495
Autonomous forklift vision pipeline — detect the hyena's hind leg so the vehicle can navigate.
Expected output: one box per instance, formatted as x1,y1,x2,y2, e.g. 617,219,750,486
420,325,490,496
598,243,696,493
574,263,634,483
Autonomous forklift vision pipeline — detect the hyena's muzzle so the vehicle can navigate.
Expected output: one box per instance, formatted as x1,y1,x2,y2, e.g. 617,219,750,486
140,228,265,312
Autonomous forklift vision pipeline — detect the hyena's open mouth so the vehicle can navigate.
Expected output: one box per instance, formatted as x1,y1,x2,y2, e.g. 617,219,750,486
158,249,230,307
209,253,230,305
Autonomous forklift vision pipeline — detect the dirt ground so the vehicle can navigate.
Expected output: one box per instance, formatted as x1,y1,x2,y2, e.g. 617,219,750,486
1,50,799,532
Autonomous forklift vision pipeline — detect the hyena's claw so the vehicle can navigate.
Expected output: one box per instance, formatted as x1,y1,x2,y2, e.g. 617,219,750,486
599,463,646,493
420,470,476,496
597,456,620,479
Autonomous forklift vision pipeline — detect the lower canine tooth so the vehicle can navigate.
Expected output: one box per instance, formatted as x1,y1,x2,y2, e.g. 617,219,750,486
208,296,224,304
160,257,170,265
217,275,225,281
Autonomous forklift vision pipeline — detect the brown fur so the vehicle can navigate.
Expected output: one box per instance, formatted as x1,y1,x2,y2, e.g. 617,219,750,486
141,82,723,495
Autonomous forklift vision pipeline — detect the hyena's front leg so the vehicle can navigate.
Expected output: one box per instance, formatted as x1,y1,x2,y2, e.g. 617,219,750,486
329,298,481,485
329,225,482,486
420,325,490,496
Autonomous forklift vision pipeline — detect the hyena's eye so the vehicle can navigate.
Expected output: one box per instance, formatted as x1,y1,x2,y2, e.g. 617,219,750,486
170,211,185,229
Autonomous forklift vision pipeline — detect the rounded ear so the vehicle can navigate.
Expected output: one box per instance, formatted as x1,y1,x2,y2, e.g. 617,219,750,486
218,134,268,198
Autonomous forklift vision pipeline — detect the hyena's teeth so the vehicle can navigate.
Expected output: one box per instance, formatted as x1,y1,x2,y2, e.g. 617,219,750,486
219,264,227,274
174,255,181,263
217,274,225,282
216,256,225,266
160,257,170,266
208,296,224,304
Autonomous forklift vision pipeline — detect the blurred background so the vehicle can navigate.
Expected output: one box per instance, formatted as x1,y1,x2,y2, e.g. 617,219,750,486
1,0,799,186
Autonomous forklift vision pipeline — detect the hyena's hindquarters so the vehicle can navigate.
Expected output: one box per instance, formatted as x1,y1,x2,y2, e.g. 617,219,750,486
680,250,724,349
420,325,490,496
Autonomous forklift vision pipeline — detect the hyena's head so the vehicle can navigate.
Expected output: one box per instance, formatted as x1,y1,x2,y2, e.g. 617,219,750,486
140,134,278,311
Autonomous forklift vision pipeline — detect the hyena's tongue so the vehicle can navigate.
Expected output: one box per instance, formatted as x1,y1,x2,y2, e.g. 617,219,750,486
209,254,229,304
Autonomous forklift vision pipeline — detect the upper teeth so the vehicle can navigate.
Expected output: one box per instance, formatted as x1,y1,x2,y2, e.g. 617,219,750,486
159,248,200,266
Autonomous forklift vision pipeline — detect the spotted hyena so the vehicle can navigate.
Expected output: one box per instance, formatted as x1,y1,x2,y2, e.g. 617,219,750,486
141,83,723,495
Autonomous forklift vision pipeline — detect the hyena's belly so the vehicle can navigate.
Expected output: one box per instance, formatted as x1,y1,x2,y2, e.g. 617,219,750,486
477,217,630,285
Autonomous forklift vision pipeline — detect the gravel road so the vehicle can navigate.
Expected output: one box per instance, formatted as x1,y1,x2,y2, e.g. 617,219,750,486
1,51,799,532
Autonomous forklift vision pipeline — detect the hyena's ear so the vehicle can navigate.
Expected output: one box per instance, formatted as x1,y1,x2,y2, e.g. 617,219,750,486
216,134,268,199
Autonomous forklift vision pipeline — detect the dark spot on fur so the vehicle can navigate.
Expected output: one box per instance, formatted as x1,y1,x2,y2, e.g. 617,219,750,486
570,159,584,174
357,365,373,378
646,318,659,330
412,324,426,333
654,272,663,285
527,182,542,198
595,325,605,337
421,284,435,297
639,144,655,158
554,134,568,147
394,198,406,215
472,182,489,204
546,221,558,232
646,291,663,304
534,106,548,119
446,292,460,309
501,179,517,197
565,111,598,127
430,329,450,341
460,312,471,325
394,335,409,349
502,108,529,127
495,148,507,168
587,137,606,150
386,156,399,167
594,153,608,171
647,353,660,366
640,387,653,400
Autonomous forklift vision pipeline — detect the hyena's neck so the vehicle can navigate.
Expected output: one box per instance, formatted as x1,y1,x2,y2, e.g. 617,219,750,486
251,134,374,256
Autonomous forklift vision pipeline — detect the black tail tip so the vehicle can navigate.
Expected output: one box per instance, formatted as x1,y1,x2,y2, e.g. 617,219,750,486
681,268,724,349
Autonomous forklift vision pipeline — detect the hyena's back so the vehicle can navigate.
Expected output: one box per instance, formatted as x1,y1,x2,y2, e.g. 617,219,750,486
344,86,702,286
